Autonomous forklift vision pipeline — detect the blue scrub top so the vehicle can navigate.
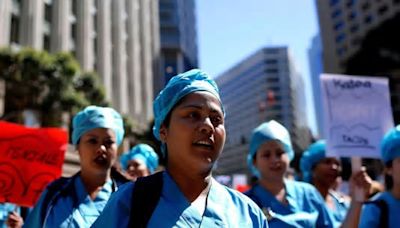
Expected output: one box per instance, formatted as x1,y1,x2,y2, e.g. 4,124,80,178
245,180,334,228
0,203,20,228
359,191,400,228
92,171,268,227
326,191,349,227
24,175,113,228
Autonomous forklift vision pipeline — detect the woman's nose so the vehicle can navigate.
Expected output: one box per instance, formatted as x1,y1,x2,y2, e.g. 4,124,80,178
272,154,281,162
199,117,214,134
98,144,107,152
329,161,339,170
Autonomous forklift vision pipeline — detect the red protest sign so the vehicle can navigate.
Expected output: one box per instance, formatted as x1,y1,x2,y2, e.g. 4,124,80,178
0,121,68,207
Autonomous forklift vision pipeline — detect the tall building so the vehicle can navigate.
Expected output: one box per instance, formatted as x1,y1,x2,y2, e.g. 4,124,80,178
308,34,324,138
155,0,198,96
316,0,400,73
0,0,160,176
0,0,160,127
215,47,311,177
316,0,400,124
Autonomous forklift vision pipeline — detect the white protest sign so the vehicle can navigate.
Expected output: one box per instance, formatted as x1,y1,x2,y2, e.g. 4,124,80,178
321,73,394,158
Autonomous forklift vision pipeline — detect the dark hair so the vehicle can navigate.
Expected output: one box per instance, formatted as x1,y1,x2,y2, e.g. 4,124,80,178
384,160,393,190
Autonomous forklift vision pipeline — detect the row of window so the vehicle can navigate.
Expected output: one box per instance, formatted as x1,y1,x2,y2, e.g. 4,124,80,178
331,1,392,24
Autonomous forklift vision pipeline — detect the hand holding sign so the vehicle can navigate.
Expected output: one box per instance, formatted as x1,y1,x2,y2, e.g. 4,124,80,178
0,121,68,207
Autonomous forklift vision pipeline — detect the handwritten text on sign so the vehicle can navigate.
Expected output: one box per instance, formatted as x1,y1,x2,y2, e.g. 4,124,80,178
0,121,68,207
321,74,394,158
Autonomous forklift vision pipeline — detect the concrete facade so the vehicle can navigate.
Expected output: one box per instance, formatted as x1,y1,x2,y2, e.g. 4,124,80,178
0,0,160,126
316,0,400,73
0,0,161,176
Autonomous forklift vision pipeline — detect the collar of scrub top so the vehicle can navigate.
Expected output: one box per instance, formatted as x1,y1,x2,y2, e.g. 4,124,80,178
46,172,118,210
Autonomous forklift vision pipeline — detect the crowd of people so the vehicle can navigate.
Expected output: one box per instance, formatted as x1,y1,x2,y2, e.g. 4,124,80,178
1,69,399,227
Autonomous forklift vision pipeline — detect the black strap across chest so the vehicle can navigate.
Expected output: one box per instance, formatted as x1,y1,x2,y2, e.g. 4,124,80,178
128,171,164,228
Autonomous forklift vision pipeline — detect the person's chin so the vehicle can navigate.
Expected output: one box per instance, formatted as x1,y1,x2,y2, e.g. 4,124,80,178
194,161,214,176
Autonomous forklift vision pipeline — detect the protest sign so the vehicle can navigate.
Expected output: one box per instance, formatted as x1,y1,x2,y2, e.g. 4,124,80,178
0,121,68,207
321,74,394,158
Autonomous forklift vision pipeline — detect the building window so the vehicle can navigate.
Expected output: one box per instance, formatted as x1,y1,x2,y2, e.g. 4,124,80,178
266,68,278,73
350,24,359,33
264,49,279,54
331,8,342,18
43,35,50,51
265,59,278,64
362,2,370,11
44,3,52,23
71,23,77,41
334,21,344,31
335,33,346,43
330,0,340,6
336,46,347,56
72,0,78,15
364,15,373,24
10,15,20,43
348,11,357,20
267,77,279,83
378,5,388,15
346,0,356,8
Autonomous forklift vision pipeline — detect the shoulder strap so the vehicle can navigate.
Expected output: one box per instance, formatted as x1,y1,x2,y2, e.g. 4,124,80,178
364,199,388,228
39,176,71,220
128,171,164,228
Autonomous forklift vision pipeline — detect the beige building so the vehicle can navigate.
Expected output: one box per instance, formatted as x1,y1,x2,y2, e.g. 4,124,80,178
316,0,400,73
0,0,161,176
0,0,160,126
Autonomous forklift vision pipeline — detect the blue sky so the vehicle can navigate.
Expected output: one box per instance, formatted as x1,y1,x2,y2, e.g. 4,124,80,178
196,0,319,135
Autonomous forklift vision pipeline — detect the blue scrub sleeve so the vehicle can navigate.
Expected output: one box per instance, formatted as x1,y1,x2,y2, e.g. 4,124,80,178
359,203,380,228
311,188,334,227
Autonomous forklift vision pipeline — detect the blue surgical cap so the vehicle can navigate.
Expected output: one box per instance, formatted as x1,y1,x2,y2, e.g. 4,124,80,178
381,125,400,164
120,144,159,173
152,69,224,154
247,120,294,177
300,140,326,182
72,106,124,146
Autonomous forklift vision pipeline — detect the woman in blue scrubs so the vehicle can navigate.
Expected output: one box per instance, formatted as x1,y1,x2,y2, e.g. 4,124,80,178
24,106,128,228
119,143,159,180
359,125,400,227
93,69,268,227
300,140,372,227
244,121,333,227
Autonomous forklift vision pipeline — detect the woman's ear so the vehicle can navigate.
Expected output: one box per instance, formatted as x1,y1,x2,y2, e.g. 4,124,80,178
159,125,168,143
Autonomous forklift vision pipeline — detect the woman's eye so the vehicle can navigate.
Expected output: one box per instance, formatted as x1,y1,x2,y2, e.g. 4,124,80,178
188,112,200,119
88,138,98,144
277,150,285,157
211,115,223,125
105,139,115,147
261,153,270,158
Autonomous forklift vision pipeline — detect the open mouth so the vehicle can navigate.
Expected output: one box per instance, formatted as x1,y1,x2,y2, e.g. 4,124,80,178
193,140,214,150
94,153,108,166
270,165,283,172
